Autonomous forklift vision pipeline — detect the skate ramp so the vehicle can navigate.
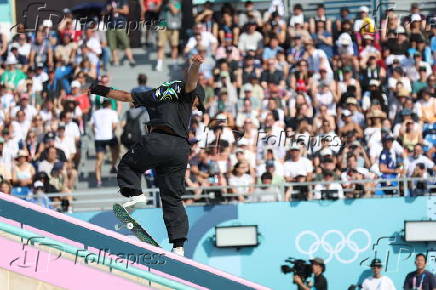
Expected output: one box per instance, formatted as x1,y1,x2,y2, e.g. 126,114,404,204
0,194,269,290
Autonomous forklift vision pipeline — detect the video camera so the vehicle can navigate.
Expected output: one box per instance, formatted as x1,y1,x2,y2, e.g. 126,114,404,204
280,258,313,281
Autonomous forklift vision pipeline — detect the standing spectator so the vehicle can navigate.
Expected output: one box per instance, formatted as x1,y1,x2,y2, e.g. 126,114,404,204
91,100,119,186
156,0,182,71
362,259,396,290
105,0,136,67
404,253,436,290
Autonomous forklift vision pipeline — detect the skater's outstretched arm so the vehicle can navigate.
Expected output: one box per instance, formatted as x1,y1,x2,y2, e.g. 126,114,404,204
88,84,133,103
185,54,204,93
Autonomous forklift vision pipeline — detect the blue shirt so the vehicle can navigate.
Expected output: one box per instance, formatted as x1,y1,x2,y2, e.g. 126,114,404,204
379,149,399,179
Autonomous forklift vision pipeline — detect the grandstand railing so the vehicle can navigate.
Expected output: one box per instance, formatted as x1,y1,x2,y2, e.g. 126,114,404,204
43,177,436,212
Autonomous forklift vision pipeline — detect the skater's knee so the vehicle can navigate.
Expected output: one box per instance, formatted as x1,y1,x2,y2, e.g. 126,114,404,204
120,187,142,197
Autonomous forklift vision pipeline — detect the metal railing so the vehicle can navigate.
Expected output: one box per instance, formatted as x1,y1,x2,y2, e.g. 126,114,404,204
40,177,436,212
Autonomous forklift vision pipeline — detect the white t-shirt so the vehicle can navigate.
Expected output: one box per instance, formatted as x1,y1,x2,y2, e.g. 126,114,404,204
362,275,396,290
313,183,344,200
92,108,118,140
65,121,81,141
54,136,76,160
186,31,218,51
283,157,313,179
228,174,253,196
11,105,37,123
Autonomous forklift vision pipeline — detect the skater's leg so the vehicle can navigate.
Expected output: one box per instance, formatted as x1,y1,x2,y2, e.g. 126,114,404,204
117,149,143,197
155,165,189,245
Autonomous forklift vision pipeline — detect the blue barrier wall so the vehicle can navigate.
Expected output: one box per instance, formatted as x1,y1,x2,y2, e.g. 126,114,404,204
70,196,436,290
0,0,12,23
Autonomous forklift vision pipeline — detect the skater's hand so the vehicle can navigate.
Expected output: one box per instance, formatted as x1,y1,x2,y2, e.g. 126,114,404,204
191,54,204,66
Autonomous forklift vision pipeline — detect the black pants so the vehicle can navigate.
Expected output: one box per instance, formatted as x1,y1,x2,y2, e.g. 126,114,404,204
117,131,190,243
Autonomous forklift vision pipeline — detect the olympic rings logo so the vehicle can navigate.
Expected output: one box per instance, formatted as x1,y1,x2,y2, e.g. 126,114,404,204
295,229,372,264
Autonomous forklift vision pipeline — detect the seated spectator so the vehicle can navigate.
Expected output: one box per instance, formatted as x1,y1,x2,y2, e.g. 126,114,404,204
416,89,436,123
313,169,344,200
238,21,263,54
26,180,51,209
38,133,67,163
284,144,313,182
38,145,64,175
228,161,253,202
12,150,34,188
252,172,281,202
405,144,435,177
54,122,76,161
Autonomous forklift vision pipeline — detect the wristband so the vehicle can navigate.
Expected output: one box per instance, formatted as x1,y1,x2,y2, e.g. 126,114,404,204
90,84,111,97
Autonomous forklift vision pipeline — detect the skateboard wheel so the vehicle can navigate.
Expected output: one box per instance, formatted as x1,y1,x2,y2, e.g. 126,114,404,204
127,223,134,230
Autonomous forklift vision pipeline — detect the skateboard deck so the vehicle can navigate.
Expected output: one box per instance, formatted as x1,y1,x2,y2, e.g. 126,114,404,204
113,203,160,247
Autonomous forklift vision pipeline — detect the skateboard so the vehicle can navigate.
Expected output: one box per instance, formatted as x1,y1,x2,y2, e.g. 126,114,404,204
113,203,160,247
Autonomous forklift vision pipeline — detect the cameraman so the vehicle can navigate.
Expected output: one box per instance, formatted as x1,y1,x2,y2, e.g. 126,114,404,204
294,258,328,290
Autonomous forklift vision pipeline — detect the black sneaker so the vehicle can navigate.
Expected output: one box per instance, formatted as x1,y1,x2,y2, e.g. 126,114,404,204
110,167,118,174
129,61,136,68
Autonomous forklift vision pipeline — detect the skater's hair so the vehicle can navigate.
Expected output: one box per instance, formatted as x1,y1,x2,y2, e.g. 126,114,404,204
137,74,147,85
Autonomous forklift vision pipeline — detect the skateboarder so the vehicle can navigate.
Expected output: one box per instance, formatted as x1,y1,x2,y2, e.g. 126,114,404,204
89,55,205,256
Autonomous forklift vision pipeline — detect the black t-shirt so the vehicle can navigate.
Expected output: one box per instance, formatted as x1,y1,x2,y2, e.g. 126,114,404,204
404,270,436,290
314,274,328,290
132,80,195,138
261,70,284,85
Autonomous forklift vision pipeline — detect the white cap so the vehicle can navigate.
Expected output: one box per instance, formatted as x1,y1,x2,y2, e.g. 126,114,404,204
42,19,53,27
320,148,333,156
71,80,81,89
396,26,405,34
289,143,301,151
34,180,44,188
339,35,351,45
342,110,352,117
243,83,253,92
369,79,380,86
411,14,421,22
359,6,369,13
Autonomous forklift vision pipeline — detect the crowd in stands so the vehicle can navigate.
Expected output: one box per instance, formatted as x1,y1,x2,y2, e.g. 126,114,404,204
0,0,435,211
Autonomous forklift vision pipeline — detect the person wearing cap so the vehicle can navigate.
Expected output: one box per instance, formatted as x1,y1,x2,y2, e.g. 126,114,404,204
313,168,344,200
353,6,375,37
404,253,435,290
289,4,305,28
238,1,262,27
362,259,395,290
378,134,404,194
88,54,206,256
294,257,328,290
12,150,35,188
284,143,313,182
26,180,50,209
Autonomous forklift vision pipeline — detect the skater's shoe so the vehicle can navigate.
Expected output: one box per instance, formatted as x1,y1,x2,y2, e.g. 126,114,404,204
171,247,184,257
122,194,148,211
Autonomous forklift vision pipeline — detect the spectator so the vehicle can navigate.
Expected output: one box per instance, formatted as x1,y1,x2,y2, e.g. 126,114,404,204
26,180,50,209
362,259,395,290
406,144,435,177
0,181,12,195
404,253,436,290
156,0,182,71
238,21,263,54
313,169,344,200
252,172,281,202
228,161,253,202
104,0,136,67
12,150,34,188
284,144,313,182
91,99,119,186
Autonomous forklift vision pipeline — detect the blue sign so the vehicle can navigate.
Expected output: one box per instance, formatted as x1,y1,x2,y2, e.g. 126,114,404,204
71,197,435,290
